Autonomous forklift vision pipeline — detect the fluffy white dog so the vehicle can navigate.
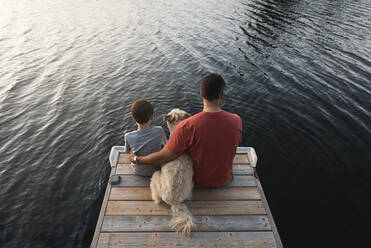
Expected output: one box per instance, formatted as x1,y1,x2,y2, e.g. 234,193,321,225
150,108,196,236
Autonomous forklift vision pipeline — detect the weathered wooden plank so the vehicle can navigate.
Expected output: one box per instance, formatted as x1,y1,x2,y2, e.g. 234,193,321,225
113,175,256,187
110,187,261,201
116,164,134,174
106,201,266,216
97,232,276,248
102,215,271,232
116,163,253,175
233,154,249,164
191,187,260,200
90,167,116,248
118,154,130,164
110,187,152,200
118,153,249,165
233,164,254,175
200,175,257,187
236,147,250,154
113,175,151,187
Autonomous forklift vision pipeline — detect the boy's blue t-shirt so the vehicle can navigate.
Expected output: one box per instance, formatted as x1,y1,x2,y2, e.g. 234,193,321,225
124,126,167,176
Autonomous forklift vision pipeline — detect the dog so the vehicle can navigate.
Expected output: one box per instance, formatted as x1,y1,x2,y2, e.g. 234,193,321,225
150,108,196,236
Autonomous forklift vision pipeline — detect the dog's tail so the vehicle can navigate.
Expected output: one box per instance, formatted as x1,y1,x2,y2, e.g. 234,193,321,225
170,203,197,237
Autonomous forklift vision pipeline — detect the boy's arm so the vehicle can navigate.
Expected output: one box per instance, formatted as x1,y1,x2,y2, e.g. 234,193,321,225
124,135,131,153
128,146,177,165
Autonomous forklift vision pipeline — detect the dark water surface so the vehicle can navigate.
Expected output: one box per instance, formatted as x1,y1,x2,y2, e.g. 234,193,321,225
1,0,370,247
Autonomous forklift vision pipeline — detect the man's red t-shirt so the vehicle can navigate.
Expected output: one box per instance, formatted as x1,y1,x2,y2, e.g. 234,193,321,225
166,110,242,187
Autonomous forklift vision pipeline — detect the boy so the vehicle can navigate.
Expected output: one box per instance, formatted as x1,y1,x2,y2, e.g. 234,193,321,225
124,99,167,176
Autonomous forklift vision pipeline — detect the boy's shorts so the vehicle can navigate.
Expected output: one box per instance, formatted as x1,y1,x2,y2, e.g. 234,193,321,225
130,163,161,177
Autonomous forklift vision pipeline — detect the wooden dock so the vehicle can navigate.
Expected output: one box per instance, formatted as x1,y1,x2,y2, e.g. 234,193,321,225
90,147,282,247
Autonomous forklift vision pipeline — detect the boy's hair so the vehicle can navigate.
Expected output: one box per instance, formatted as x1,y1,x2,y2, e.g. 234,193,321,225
200,73,225,101
131,99,154,124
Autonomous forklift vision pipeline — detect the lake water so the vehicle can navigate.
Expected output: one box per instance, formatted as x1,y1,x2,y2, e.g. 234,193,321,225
0,0,370,247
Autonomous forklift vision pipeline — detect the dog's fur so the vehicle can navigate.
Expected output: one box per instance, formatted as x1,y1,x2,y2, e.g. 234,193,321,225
150,108,196,236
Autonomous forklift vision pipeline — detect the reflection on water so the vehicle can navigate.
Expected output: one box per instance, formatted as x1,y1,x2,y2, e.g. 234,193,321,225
0,0,370,247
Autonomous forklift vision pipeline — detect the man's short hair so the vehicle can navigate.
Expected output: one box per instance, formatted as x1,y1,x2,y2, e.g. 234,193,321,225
200,73,225,101
131,99,153,124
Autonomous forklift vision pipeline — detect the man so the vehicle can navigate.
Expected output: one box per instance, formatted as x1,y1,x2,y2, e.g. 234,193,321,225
128,73,242,187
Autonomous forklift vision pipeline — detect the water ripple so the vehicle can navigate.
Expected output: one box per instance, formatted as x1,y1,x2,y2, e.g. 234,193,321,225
0,0,370,247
